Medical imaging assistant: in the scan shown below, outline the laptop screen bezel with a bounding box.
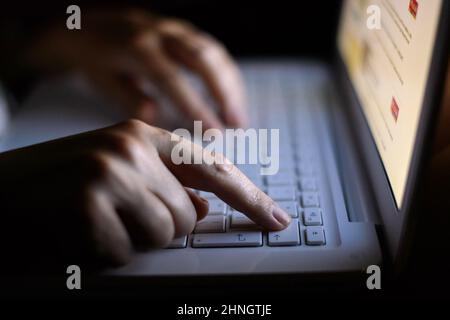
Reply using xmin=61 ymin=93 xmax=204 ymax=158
xmin=334 ymin=1 xmax=449 ymax=264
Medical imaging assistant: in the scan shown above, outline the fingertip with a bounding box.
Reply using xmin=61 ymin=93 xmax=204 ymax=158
xmin=271 ymin=205 xmax=292 ymax=230
xmin=185 ymin=188 xmax=209 ymax=220
xmin=196 ymin=196 xmax=210 ymax=220
xmin=242 ymin=205 xmax=291 ymax=231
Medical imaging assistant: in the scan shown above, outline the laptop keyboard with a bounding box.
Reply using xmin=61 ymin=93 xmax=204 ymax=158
xmin=169 ymin=168 xmax=325 ymax=249
xmin=167 ymin=65 xmax=327 ymax=249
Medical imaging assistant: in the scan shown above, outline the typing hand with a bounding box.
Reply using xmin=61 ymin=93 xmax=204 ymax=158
xmin=0 ymin=120 xmax=289 ymax=267
xmin=30 ymin=9 xmax=247 ymax=129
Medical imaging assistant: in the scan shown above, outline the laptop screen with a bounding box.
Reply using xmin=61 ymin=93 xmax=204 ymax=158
xmin=338 ymin=0 xmax=442 ymax=208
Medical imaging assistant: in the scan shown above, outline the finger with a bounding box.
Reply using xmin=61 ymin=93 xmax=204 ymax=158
xmin=93 ymin=125 xmax=198 ymax=239
xmin=147 ymin=128 xmax=291 ymax=231
xmin=86 ymin=189 xmax=133 ymax=266
xmin=95 ymin=153 xmax=176 ymax=249
xmin=141 ymin=152 xmax=199 ymax=237
xmin=163 ymin=31 xmax=248 ymax=127
xmin=117 ymin=188 xmax=176 ymax=250
xmin=86 ymin=68 xmax=158 ymax=123
xmin=132 ymin=40 xmax=224 ymax=129
xmin=185 ymin=187 xmax=209 ymax=221
xmin=117 ymin=74 xmax=160 ymax=123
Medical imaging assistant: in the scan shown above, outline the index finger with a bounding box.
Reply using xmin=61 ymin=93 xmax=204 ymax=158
xmin=148 ymin=127 xmax=291 ymax=231
xmin=163 ymin=31 xmax=248 ymax=127
xmin=132 ymin=39 xmax=224 ymax=130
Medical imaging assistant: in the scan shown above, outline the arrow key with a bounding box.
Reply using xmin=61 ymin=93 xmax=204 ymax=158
xmin=305 ymin=226 xmax=326 ymax=245
xmin=268 ymin=219 xmax=300 ymax=246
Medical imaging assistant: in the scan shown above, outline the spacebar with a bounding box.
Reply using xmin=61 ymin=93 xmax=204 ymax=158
xmin=192 ymin=232 xmax=263 ymax=248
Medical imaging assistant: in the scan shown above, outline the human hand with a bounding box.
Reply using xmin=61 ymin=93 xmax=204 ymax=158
xmin=0 ymin=119 xmax=289 ymax=267
xmin=29 ymin=9 xmax=247 ymax=129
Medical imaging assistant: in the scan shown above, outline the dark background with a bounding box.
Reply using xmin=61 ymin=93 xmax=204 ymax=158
xmin=0 ymin=0 xmax=342 ymax=101
xmin=149 ymin=0 xmax=342 ymax=57
xmin=1 ymin=0 xmax=342 ymax=58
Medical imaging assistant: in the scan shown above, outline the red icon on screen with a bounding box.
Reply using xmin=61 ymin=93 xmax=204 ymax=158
xmin=391 ymin=97 xmax=399 ymax=122
xmin=409 ymin=0 xmax=418 ymax=19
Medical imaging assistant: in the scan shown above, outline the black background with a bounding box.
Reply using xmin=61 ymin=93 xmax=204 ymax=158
xmin=1 ymin=0 xmax=342 ymax=58
xmin=149 ymin=0 xmax=342 ymax=57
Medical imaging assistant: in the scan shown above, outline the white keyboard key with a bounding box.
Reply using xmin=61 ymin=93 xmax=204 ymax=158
xmin=267 ymin=186 xmax=296 ymax=201
xmin=168 ymin=236 xmax=187 ymax=248
xmin=268 ymin=220 xmax=300 ymax=246
xmin=299 ymin=177 xmax=317 ymax=191
xmin=199 ymin=191 xmax=216 ymax=199
xmin=301 ymin=192 xmax=320 ymax=207
xmin=305 ymin=227 xmax=326 ymax=245
xmin=208 ymin=199 xmax=227 ymax=215
xmin=303 ymin=208 xmax=322 ymax=226
xmin=192 ymin=232 xmax=263 ymax=247
xmin=194 ymin=215 xmax=226 ymax=233
xmin=231 ymin=212 xmax=259 ymax=230
xmin=267 ymin=172 xmax=296 ymax=185
xmin=277 ymin=201 xmax=298 ymax=217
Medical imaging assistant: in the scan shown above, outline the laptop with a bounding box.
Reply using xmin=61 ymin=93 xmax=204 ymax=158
xmin=0 ymin=0 xmax=448 ymax=277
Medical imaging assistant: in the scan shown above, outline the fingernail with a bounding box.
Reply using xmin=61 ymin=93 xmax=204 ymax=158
xmin=272 ymin=206 xmax=291 ymax=227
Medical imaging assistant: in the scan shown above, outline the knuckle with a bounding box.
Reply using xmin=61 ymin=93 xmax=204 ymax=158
xmin=148 ymin=124 xmax=167 ymax=135
xmin=209 ymin=155 xmax=236 ymax=180
xmin=106 ymin=131 xmax=143 ymax=163
xmin=157 ymin=18 xmax=194 ymax=34
xmin=83 ymin=151 xmax=116 ymax=180
xmin=120 ymin=118 xmax=149 ymax=135
xmin=194 ymin=38 xmax=225 ymax=61
xmin=148 ymin=125 xmax=171 ymax=143
xmin=252 ymin=188 xmax=274 ymax=213
xmin=196 ymin=43 xmax=218 ymax=60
